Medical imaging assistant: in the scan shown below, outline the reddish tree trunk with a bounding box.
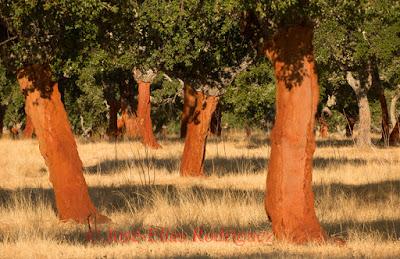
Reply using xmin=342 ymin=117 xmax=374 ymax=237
xmin=23 ymin=114 xmax=35 ymax=138
xmin=137 ymin=81 xmax=161 ymax=148
xmin=181 ymin=85 xmax=197 ymax=139
xmin=180 ymin=92 xmax=218 ymax=177
xmin=377 ymin=84 xmax=390 ymax=145
xmin=17 ymin=64 xmax=109 ymax=224
xmin=264 ymin=26 xmax=326 ymax=244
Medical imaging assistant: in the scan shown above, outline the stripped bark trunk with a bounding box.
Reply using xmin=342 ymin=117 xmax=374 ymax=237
xmin=264 ymin=26 xmax=326 ymax=244
xmin=137 ymin=81 xmax=161 ymax=148
xmin=17 ymin=64 xmax=109 ymax=223
xmin=23 ymin=114 xmax=35 ymax=138
xmin=180 ymin=92 xmax=218 ymax=177
xmin=346 ymin=71 xmax=372 ymax=147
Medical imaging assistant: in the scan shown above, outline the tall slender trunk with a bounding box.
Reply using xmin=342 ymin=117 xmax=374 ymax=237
xmin=180 ymin=92 xmax=218 ymax=177
xmin=390 ymin=86 xmax=400 ymax=130
xmin=210 ymin=102 xmax=222 ymax=137
xmin=17 ymin=64 xmax=109 ymax=223
xmin=389 ymin=120 xmax=400 ymax=145
xmin=372 ymin=65 xmax=390 ymax=145
xmin=23 ymin=114 xmax=35 ymax=138
xmin=264 ymin=26 xmax=326 ymax=244
xmin=137 ymin=81 xmax=161 ymax=149
xmin=356 ymin=93 xmax=372 ymax=146
xmin=106 ymin=98 xmax=120 ymax=139
xmin=0 ymin=105 xmax=5 ymax=137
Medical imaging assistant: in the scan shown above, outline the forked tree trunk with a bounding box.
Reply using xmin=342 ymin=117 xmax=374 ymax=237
xmin=346 ymin=71 xmax=373 ymax=147
xmin=17 ymin=64 xmax=109 ymax=224
xmin=23 ymin=114 xmax=35 ymax=138
xmin=264 ymin=26 xmax=326 ymax=244
xmin=181 ymin=84 xmax=197 ymax=139
xmin=180 ymin=92 xmax=218 ymax=177
xmin=137 ymin=81 xmax=161 ymax=148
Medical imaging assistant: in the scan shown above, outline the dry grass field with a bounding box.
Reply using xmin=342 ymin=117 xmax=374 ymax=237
xmin=0 ymin=131 xmax=399 ymax=258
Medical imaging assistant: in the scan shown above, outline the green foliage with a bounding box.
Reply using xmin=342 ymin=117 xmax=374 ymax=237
xmin=223 ymin=58 xmax=275 ymax=129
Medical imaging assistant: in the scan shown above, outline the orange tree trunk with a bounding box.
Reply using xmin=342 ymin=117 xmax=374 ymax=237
xmin=180 ymin=92 xmax=218 ymax=177
xmin=137 ymin=81 xmax=161 ymax=148
xmin=17 ymin=64 xmax=109 ymax=224
xmin=264 ymin=26 xmax=326 ymax=244
xmin=23 ymin=114 xmax=35 ymax=138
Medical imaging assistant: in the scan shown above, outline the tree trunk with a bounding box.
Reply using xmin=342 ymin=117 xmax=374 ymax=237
xmin=389 ymin=120 xmax=400 ymax=145
xmin=373 ymin=68 xmax=390 ymax=145
xmin=181 ymin=84 xmax=197 ymax=139
xmin=345 ymin=114 xmax=356 ymax=137
xmin=0 ymin=105 xmax=5 ymax=137
xmin=136 ymin=81 xmax=161 ymax=148
xmin=210 ymin=102 xmax=222 ymax=137
xmin=264 ymin=26 xmax=326 ymax=244
xmin=319 ymin=116 xmax=329 ymax=138
xmin=23 ymin=114 xmax=35 ymax=138
xmin=390 ymin=86 xmax=400 ymax=130
xmin=180 ymin=92 xmax=218 ymax=177
xmin=106 ymin=98 xmax=120 ymax=139
xmin=17 ymin=64 xmax=109 ymax=224
xmin=356 ymin=93 xmax=372 ymax=146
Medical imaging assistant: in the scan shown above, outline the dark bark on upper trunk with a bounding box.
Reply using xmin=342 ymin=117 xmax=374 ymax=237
xmin=372 ymin=65 xmax=390 ymax=145
xmin=181 ymin=84 xmax=197 ymax=139
xmin=180 ymin=92 xmax=218 ymax=177
xmin=106 ymin=97 xmax=120 ymax=139
xmin=264 ymin=26 xmax=326 ymax=244
xmin=17 ymin=64 xmax=110 ymax=224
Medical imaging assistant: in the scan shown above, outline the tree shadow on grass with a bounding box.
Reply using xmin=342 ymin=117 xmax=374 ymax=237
xmin=84 ymin=156 xmax=370 ymax=176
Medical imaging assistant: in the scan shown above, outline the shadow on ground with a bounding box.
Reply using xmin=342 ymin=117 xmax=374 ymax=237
xmin=84 ymin=156 xmax=374 ymax=176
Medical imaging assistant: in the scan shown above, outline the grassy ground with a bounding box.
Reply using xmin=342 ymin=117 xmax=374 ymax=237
xmin=0 ymin=131 xmax=399 ymax=258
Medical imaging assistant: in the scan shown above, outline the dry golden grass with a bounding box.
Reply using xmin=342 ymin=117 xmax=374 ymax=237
xmin=0 ymin=131 xmax=399 ymax=258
